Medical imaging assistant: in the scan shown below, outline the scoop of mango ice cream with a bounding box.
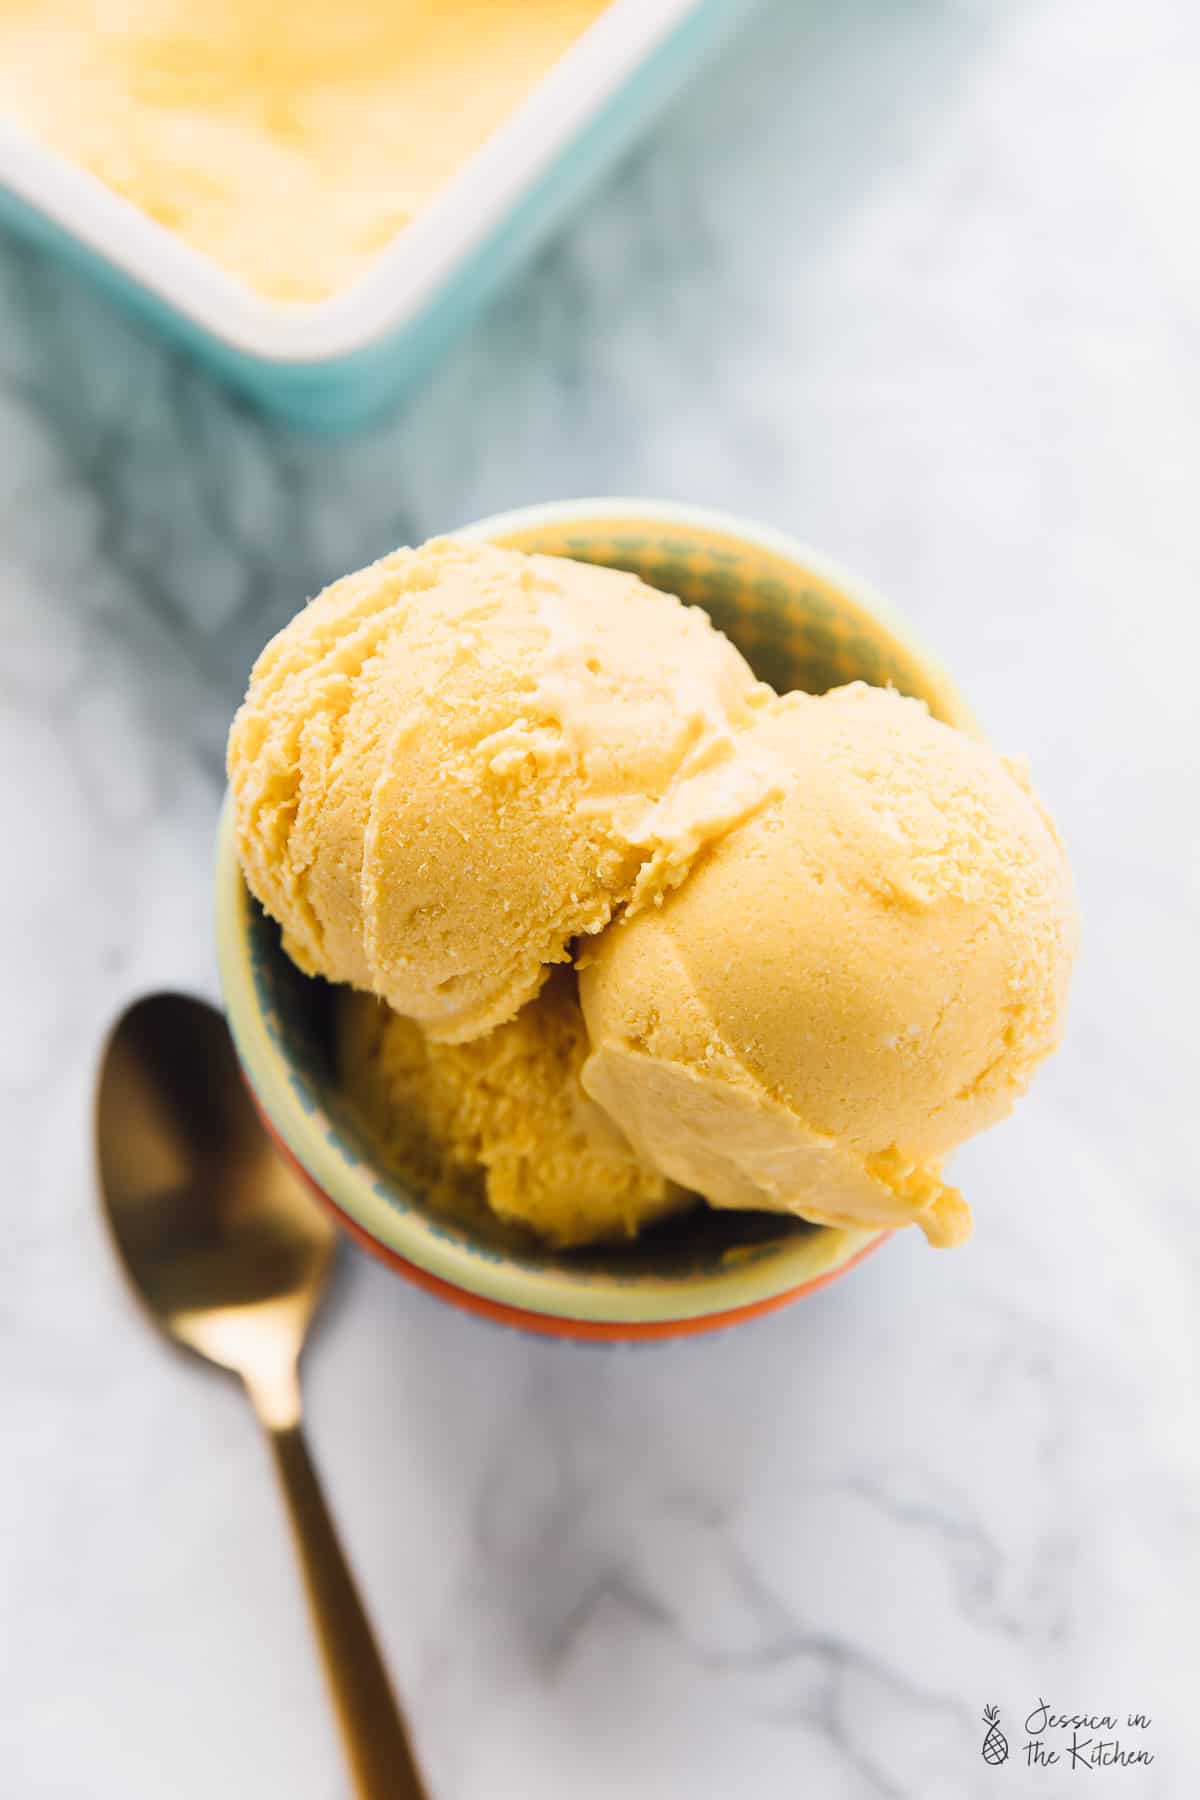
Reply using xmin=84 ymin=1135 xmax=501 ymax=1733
xmin=337 ymin=972 xmax=688 ymax=1248
xmin=578 ymin=684 xmax=1078 ymax=1246
xmin=228 ymin=538 xmax=773 ymax=1043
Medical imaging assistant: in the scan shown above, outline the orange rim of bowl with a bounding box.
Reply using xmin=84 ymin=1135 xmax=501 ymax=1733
xmin=256 ymin=1097 xmax=890 ymax=1342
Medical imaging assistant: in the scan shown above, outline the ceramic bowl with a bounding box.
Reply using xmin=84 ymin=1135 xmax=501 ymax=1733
xmin=214 ymin=499 xmax=974 ymax=1339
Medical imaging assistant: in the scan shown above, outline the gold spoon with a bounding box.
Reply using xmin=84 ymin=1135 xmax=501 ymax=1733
xmin=96 ymin=991 xmax=428 ymax=1800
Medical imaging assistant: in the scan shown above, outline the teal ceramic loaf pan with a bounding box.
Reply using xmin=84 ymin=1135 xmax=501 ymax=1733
xmin=0 ymin=0 xmax=751 ymax=430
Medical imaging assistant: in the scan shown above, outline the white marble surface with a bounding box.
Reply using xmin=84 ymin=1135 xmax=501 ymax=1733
xmin=2 ymin=0 xmax=1198 ymax=1793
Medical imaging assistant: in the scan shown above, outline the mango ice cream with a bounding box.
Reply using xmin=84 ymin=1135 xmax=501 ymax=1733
xmin=227 ymin=538 xmax=1077 ymax=1249
xmin=338 ymin=970 xmax=686 ymax=1248
xmin=578 ymin=683 xmax=1078 ymax=1247
xmin=228 ymin=537 xmax=774 ymax=1044
xmin=0 ymin=0 xmax=610 ymax=301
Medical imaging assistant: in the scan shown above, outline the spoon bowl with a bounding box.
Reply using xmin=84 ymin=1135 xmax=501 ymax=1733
xmin=97 ymin=992 xmax=334 ymax=1398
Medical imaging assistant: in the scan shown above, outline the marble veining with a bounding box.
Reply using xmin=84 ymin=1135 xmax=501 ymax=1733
xmin=2 ymin=0 xmax=1197 ymax=1794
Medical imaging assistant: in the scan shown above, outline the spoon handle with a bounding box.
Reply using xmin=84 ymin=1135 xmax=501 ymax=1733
xmin=264 ymin=1419 xmax=429 ymax=1799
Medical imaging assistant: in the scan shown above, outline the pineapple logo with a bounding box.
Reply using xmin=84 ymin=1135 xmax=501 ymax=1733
xmin=981 ymin=1704 xmax=1009 ymax=1766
